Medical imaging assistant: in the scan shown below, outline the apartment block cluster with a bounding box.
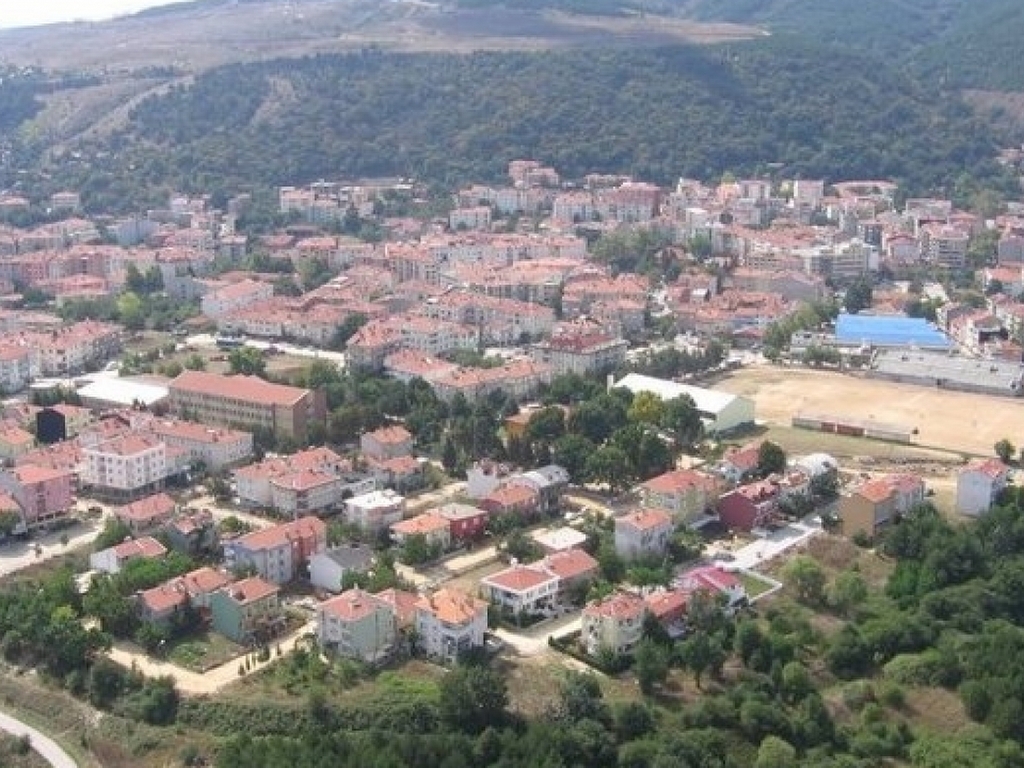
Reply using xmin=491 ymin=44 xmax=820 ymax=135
xmin=0 ymin=319 xmax=120 ymax=393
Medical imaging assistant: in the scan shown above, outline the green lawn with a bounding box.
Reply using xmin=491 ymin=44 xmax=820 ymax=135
xmin=167 ymin=629 xmax=244 ymax=672
xmin=738 ymin=570 xmax=776 ymax=599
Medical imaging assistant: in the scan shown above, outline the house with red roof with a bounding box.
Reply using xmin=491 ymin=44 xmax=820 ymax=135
xmin=479 ymin=482 xmax=540 ymax=518
xmin=614 ymin=508 xmax=673 ymax=560
xmin=479 ymin=548 xmax=599 ymax=617
xmin=640 ymin=469 xmax=719 ymax=526
xmin=415 ymin=588 xmax=489 ymax=663
xmin=839 ymin=473 xmax=926 ymax=538
xmin=210 ymin=576 xmax=283 ymax=644
xmin=390 ymin=512 xmax=451 ymax=551
xmin=316 ymin=589 xmax=397 ymax=663
xmin=223 ymin=516 xmax=327 ymax=584
xmin=114 ymin=492 xmax=177 ymax=535
xmin=434 ymin=502 xmax=489 ymax=544
xmin=717 ymin=479 xmax=781 ymax=532
xmin=581 ymin=591 xmax=647 ymax=656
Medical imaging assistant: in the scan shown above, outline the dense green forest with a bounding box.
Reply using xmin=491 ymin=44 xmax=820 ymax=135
xmin=45 ymin=39 xmax=1014 ymax=213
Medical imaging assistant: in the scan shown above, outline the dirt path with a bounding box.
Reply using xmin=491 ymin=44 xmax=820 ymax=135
xmin=108 ymin=620 xmax=315 ymax=695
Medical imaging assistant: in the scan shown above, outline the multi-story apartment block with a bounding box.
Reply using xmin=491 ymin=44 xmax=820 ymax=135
xmin=530 ymin=324 xmax=627 ymax=376
xmin=168 ymin=371 xmax=326 ymax=442
xmin=640 ymin=469 xmax=719 ymax=526
xmin=148 ymin=419 xmax=253 ymax=471
xmin=81 ymin=434 xmax=169 ymax=500
xmin=200 ymin=279 xmax=274 ymax=318
xmin=0 ymin=464 xmax=74 ymax=531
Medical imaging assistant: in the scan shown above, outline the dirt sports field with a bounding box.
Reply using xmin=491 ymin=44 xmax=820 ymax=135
xmin=715 ymin=366 xmax=1024 ymax=457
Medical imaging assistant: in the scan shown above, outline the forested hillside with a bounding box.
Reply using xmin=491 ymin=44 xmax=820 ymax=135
xmin=51 ymin=39 xmax=1011 ymax=213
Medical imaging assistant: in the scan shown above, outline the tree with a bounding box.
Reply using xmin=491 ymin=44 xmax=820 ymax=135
xmin=0 ymin=509 xmax=21 ymax=536
xmin=183 ymin=353 xmax=206 ymax=371
xmin=627 ymin=391 xmax=665 ymax=426
xmin=439 ymin=665 xmax=509 ymax=734
xmin=757 ymin=441 xmax=787 ymax=477
xmin=94 ymin=518 xmax=132 ymax=550
xmin=116 ymin=291 xmax=145 ymax=330
xmin=556 ymin=671 xmax=609 ymax=725
xmin=678 ymin=632 xmax=715 ymax=689
xmin=995 ymin=438 xmax=1015 ymax=464
xmin=661 ymin=395 xmax=703 ymax=450
xmin=843 ymin=278 xmax=873 ymax=313
xmin=228 ymin=346 xmax=266 ymax=377
xmin=526 ymin=406 xmax=566 ymax=445
xmin=552 ymin=433 xmax=595 ymax=482
xmin=783 ymin=555 xmax=826 ymax=604
xmin=829 ymin=570 xmax=868 ymax=616
xmin=634 ymin=638 xmax=670 ymax=694
xmin=331 ymin=313 xmax=368 ymax=350
xmin=636 ymin=432 xmax=673 ymax=480
xmin=755 ymin=736 xmax=797 ymax=768
xmin=441 ymin=436 xmax=459 ymax=474
xmin=585 ymin=445 xmax=632 ymax=494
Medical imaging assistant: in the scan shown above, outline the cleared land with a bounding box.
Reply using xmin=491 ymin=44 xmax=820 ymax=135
xmin=715 ymin=366 xmax=1024 ymax=458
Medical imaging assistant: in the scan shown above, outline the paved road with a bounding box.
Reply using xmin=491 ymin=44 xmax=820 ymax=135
xmin=714 ymin=514 xmax=823 ymax=571
xmin=0 ymin=518 xmax=104 ymax=578
xmin=0 ymin=709 xmax=77 ymax=768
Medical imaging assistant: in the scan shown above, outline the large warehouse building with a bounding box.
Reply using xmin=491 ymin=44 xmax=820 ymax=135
xmin=613 ymin=373 xmax=755 ymax=434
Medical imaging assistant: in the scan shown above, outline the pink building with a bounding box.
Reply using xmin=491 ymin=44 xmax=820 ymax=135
xmin=0 ymin=464 xmax=74 ymax=531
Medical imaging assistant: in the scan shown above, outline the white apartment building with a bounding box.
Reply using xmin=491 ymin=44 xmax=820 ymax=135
xmin=81 ymin=434 xmax=168 ymax=499
xmin=344 ymin=489 xmax=406 ymax=531
xmin=415 ymin=588 xmax=488 ymax=663
xmin=149 ymin=420 xmax=253 ymax=471
xmin=200 ymin=279 xmax=274 ymax=319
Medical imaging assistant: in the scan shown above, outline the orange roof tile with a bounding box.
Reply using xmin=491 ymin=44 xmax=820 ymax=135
xmin=416 ymin=587 xmax=487 ymax=625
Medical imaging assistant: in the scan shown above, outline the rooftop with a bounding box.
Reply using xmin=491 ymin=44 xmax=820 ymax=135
xmin=319 ymin=589 xmax=389 ymax=622
xmin=223 ymin=576 xmax=280 ymax=605
xmin=615 ymin=373 xmax=751 ymax=417
xmin=416 ymin=587 xmax=486 ymax=625
xmin=170 ymin=370 xmax=310 ymax=407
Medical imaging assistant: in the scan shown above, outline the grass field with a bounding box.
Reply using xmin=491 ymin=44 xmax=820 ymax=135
xmin=167 ymin=630 xmax=244 ymax=673
xmin=737 ymin=570 xmax=776 ymax=599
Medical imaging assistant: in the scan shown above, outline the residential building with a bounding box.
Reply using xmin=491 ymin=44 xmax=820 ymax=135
xmin=81 ymin=434 xmax=170 ymax=501
xmin=210 ymin=576 xmax=282 ymax=644
xmin=174 ymin=566 xmax=233 ymax=611
xmin=0 ymin=464 xmax=74 ymax=531
xmin=360 ymin=426 xmax=414 ymax=462
xmin=374 ymin=588 xmax=420 ymax=630
xmin=200 ymin=279 xmax=273 ymax=319
xmin=344 ymin=489 xmax=406 ymax=531
xmin=614 ymin=508 xmax=673 ymax=560
xmin=136 ymin=581 xmax=190 ymax=627
xmin=390 ymin=512 xmax=452 ymax=551
xmin=676 ymin=565 xmax=747 ymax=609
xmin=114 ymin=492 xmax=177 ymax=535
xmin=581 ymin=591 xmax=647 ymax=656
xmin=0 ymin=346 xmax=31 ymax=394
xmin=640 ymin=469 xmax=719 ymax=526
xmin=718 ymin=441 xmax=763 ymax=484
xmin=717 ymin=480 xmax=781 ymax=532
xmin=479 ymin=483 xmax=540 ymax=518
xmin=168 ymin=370 xmax=326 ymax=442
xmin=149 ymin=419 xmax=253 ymax=471
xmin=434 ymin=502 xmax=489 ymax=543
xmin=956 ymin=458 xmax=1010 ymax=517
xmin=223 ymin=516 xmax=328 ymax=584
xmin=530 ymin=326 xmax=628 ymax=376
xmin=233 ymin=446 xmax=372 ymax=511
xmin=507 ymin=464 xmax=570 ymax=514
xmin=165 ymin=509 xmax=218 ymax=555
xmin=479 ymin=564 xmax=560 ymax=616
xmin=89 ymin=536 xmax=167 ymax=574
xmin=415 ymin=588 xmax=489 ymax=663
xmin=839 ymin=474 xmax=926 ymax=538
xmin=309 ymin=545 xmax=375 ymax=593
xmin=316 ymin=589 xmax=397 ymax=663
xmin=0 ymin=425 xmax=35 ymax=463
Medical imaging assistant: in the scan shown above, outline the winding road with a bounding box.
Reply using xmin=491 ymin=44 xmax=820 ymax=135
xmin=0 ymin=710 xmax=77 ymax=768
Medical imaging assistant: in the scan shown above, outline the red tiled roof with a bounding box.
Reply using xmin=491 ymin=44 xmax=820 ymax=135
xmin=139 ymin=582 xmax=189 ymax=614
xmin=113 ymin=536 xmax=167 ymax=560
xmin=618 ymin=508 xmax=673 ymax=532
xmin=643 ymin=469 xmax=717 ymax=496
xmin=170 ymin=370 xmax=310 ymax=407
xmin=319 ymin=589 xmax=388 ymax=622
xmin=482 ymin=564 xmax=557 ymax=593
xmin=391 ymin=512 xmax=449 ymax=536
xmin=374 ymin=588 xmax=419 ymax=627
xmin=540 ymin=549 xmax=599 ymax=581
xmin=235 ymin=516 xmax=326 ymax=552
xmin=223 ymin=576 xmax=279 ymax=604
xmin=415 ymin=588 xmax=486 ymax=625
xmin=116 ymin=493 xmax=176 ymax=524
xmin=584 ymin=590 xmax=646 ymax=620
